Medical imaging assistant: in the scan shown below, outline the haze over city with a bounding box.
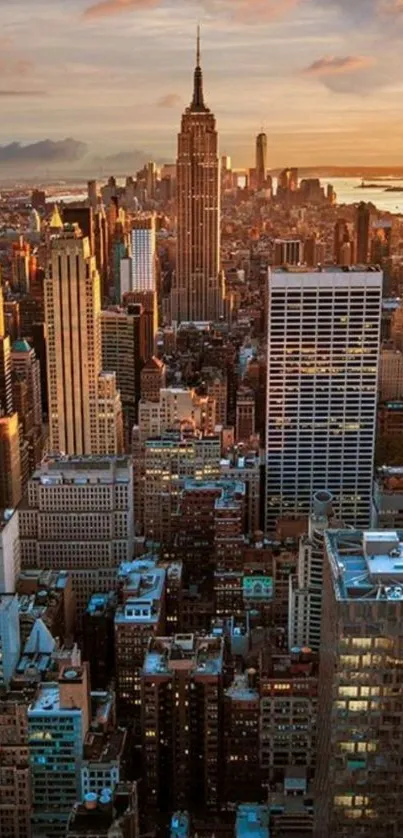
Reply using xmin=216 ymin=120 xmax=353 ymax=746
xmin=2 ymin=0 xmax=403 ymax=169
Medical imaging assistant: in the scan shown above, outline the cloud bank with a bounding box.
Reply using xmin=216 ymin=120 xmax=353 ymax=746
xmin=84 ymin=0 xmax=159 ymax=18
xmin=0 ymin=138 xmax=87 ymax=164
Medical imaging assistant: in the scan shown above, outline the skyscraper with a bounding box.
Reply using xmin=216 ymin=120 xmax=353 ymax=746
xmin=0 ymin=413 xmax=22 ymax=509
xmin=171 ymin=30 xmax=224 ymax=323
xmin=28 ymin=663 xmax=90 ymax=836
xmin=315 ymin=529 xmax=403 ymax=836
xmin=356 ymin=201 xmax=370 ymax=264
xmin=255 ymin=131 xmax=267 ymax=189
xmin=0 ymin=594 xmax=20 ymax=687
xmin=19 ymin=454 xmax=133 ymax=620
xmin=45 ymin=227 xmax=122 ymax=455
xmin=265 ymin=268 xmax=382 ymax=530
xmin=0 ymin=284 xmax=12 ymax=416
xmin=131 ymin=213 xmax=156 ymax=292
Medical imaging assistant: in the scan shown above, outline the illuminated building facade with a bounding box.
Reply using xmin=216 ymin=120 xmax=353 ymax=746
xmin=316 ymin=529 xmax=403 ymax=836
xmin=45 ymin=230 xmax=122 ymax=455
xmin=0 ymin=692 xmax=32 ymax=838
xmin=171 ymin=31 xmax=223 ymax=323
xmin=141 ymin=634 xmax=223 ymax=811
xmin=265 ymin=268 xmax=382 ymax=530
xmin=28 ymin=664 xmax=90 ymax=837
xmin=19 ymin=455 xmax=133 ymax=619
xmin=131 ymin=214 xmax=156 ymax=292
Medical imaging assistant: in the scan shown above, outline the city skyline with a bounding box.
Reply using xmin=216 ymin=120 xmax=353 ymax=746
xmin=2 ymin=1 xmax=403 ymax=168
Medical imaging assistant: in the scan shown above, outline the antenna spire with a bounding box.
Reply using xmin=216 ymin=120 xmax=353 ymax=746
xmin=190 ymin=24 xmax=207 ymax=112
xmin=197 ymin=24 xmax=201 ymax=66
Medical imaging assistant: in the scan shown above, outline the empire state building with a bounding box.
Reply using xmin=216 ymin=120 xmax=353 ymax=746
xmin=171 ymin=31 xmax=224 ymax=324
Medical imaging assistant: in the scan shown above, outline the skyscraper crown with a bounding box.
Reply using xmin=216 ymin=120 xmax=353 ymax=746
xmin=190 ymin=26 xmax=208 ymax=113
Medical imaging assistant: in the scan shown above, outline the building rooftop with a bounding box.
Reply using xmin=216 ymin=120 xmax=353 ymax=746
xmin=183 ymin=478 xmax=245 ymax=501
xmin=272 ymin=265 xmax=382 ymax=275
xmin=225 ymin=673 xmax=259 ymax=702
xmin=86 ymin=592 xmax=116 ymax=616
xmin=18 ymin=568 xmax=70 ymax=591
xmin=30 ymin=454 xmax=131 ymax=487
xmin=83 ymin=728 xmax=126 ymax=763
xmin=115 ymin=567 xmax=165 ymax=625
xmin=375 ymin=466 xmax=403 ymax=493
xmin=326 ymin=529 xmax=403 ymax=602
xmin=29 ymin=683 xmax=61 ymax=714
xmin=235 ymin=804 xmax=270 ymax=838
xmin=143 ymin=634 xmax=223 ymax=677
xmin=12 ymin=338 xmax=32 ymax=353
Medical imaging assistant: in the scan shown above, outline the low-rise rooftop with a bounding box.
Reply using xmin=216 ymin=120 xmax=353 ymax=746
xmin=235 ymin=804 xmax=270 ymax=838
xmin=30 ymin=454 xmax=131 ymax=487
xmin=143 ymin=634 xmax=223 ymax=677
xmin=83 ymin=729 xmax=126 ymax=763
xmin=115 ymin=566 xmax=165 ymax=625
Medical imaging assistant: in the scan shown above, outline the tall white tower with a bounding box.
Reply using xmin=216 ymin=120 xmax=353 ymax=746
xmin=265 ymin=267 xmax=382 ymax=530
xmin=45 ymin=229 xmax=123 ymax=455
xmin=131 ymin=213 xmax=156 ymax=292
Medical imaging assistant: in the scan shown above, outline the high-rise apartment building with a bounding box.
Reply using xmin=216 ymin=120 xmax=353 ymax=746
xmin=176 ymin=478 xmax=245 ymax=582
xmin=379 ymin=346 xmax=403 ymax=401
xmin=131 ymin=214 xmax=156 ymax=292
xmin=256 ymin=132 xmax=267 ymax=189
xmin=101 ymin=307 xmax=147 ymax=445
xmin=372 ymin=466 xmax=403 ymax=529
xmin=260 ymin=648 xmax=318 ymax=787
xmin=220 ymin=451 xmax=261 ymax=537
xmin=139 ymin=387 xmax=216 ymax=443
xmin=171 ymin=32 xmax=224 ymax=323
xmin=356 ymin=201 xmax=370 ymax=264
xmin=143 ymin=432 xmax=221 ymax=543
xmin=123 ymin=292 xmax=157 ymax=360
xmin=140 ymin=356 xmax=166 ymax=403
xmin=0 ymin=691 xmax=32 ymax=838
xmin=45 ymin=229 xmax=122 ymax=455
xmin=28 ymin=663 xmax=90 ymax=837
xmin=0 ymin=508 xmax=20 ymax=593
xmin=235 ymin=386 xmax=256 ymax=444
xmin=142 ymin=634 xmax=224 ymax=811
xmin=316 ymin=529 xmax=403 ymax=837
xmin=265 ymin=268 xmax=382 ymax=530
xmin=289 ymin=490 xmax=336 ymax=652
xmin=11 ymin=338 xmax=44 ymax=476
xmin=115 ymin=560 xmax=166 ymax=720
xmin=0 ymin=413 xmax=22 ymax=509
xmin=0 ymin=594 xmax=20 ymax=687
xmin=0 ymin=283 xmax=13 ymax=416
xmin=19 ymin=455 xmax=133 ymax=619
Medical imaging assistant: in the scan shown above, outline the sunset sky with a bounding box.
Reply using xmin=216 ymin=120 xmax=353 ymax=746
xmin=1 ymin=0 xmax=403 ymax=167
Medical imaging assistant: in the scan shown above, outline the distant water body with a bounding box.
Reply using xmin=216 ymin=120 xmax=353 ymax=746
xmin=324 ymin=177 xmax=403 ymax=215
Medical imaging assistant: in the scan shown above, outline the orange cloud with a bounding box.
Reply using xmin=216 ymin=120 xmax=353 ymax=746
xmin=157 ymin=93 xmax=182 ymax=108
xmin=83 ymin=0 xmax=159 ymax=19
xmin=83 ymin=0 xmax=302 ymax=22
xmin=302 ymin=55 xmax=376 ymax=76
